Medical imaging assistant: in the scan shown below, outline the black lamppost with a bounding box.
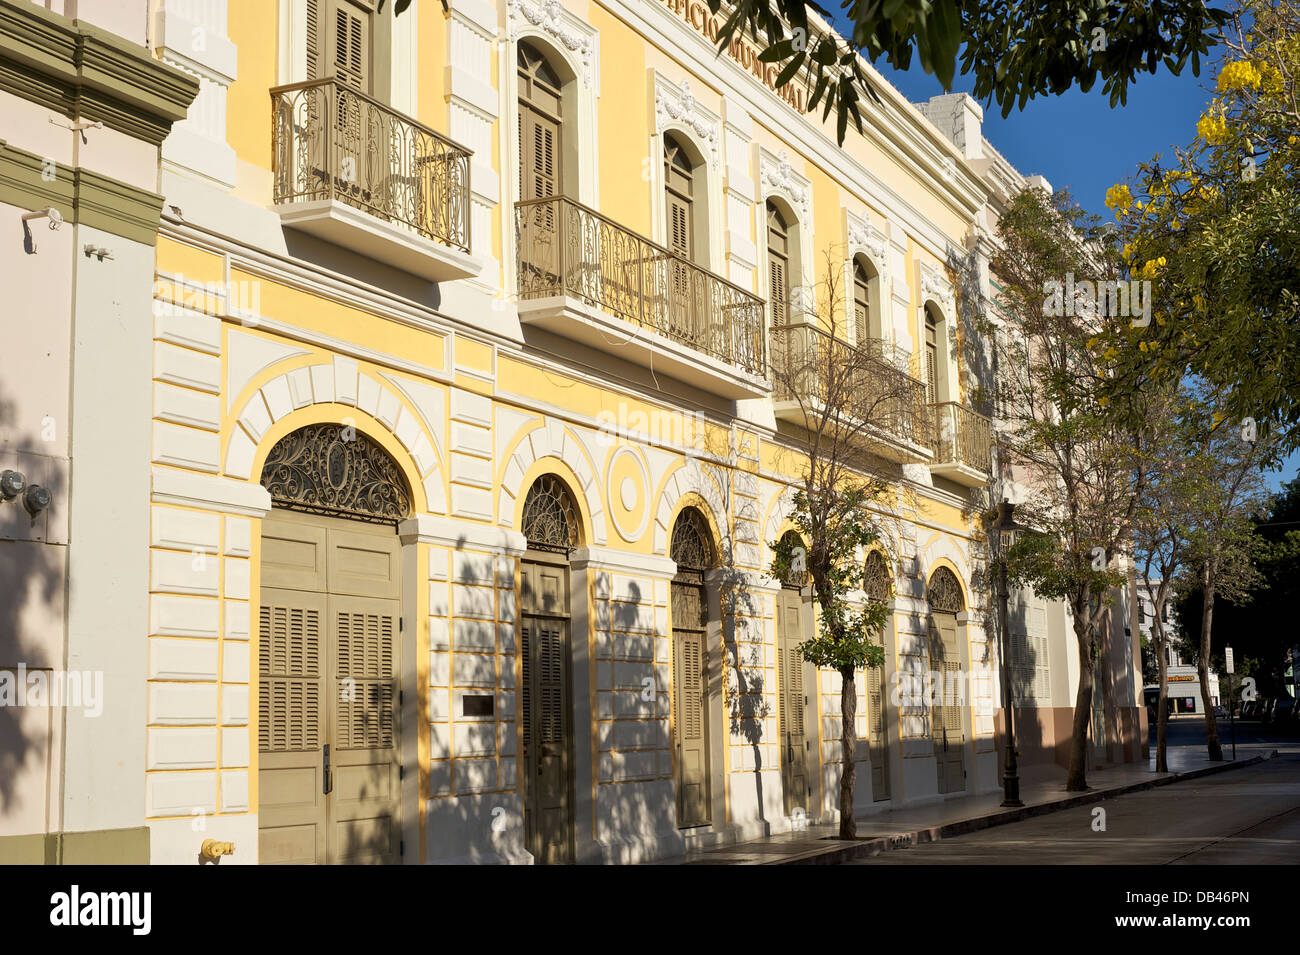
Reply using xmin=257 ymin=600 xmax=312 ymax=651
xmin=991 ymin=499 xmax=1028 ymax=807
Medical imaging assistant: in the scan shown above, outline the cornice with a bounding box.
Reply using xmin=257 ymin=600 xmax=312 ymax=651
xmin=0 ymin=140 xmax=165 ymax=245
xmin=0 ymin=0 xmax=198 ymax=146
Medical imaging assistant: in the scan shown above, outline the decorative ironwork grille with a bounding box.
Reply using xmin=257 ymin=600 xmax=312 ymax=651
xmin=521 ymin=475 xmax=579 ymax=553
xmin=927 ymin=566 xmax=965 ymax=613
xmin=260 ymin=424 xmax=411 ymax=523
xmin=863 ymin=549 xmax=892 ymax=603
xmin=670 ymin=507 xmax=714 ymax=573
xmin=271 ymin=77 xmax=472 ymax=252
xmin=929 ymin=401 xmax=993 ymax=475
xmin=515 ymin=195 xmax=767 ymax=378
xmin=777 ymin=530 xmax=809 ymax=589
xmin=770 ymin=322 xmax=929 ymax=448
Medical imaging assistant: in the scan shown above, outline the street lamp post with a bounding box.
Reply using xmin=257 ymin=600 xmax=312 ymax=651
xmin=992 ymin=500 xmax=1024 ymax=808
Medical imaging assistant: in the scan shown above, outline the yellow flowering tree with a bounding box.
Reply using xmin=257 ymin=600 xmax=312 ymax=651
xmin=1107 ymin=0 xmax=1300 ymax=460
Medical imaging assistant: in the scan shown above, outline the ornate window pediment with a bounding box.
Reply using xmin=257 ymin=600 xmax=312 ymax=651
xmin=260 ymin=424 xmax=412 ymax=523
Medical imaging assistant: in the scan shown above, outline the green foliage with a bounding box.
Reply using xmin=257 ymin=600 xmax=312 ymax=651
xmin=1175 ymin=474 xmax=1300 ymax=693
xmin=769 ymin=485 xmax=888 ymax=671
xmin=700 ymin=0 xmax=1226 ymax=143
xmin=1108 ymin=0 xmax=1300 ymax=458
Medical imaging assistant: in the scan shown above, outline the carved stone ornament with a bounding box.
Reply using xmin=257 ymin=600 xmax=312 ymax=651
xmin=508 ymin=0 xmax=594 ymax=86
xmin=260 ymin=424 xmax=412 ymax=523
xmin=760 ymin=149 xmax=809 ymax=218
xmin=655 ymin=79 xmax=719 ymax=169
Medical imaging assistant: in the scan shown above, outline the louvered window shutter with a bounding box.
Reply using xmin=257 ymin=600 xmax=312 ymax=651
xmin=668 ymin=195 xmax=691 ymax=258
xmin=306 ymin=0 xmax=320 ymax=80
xmin=331 ymin=1 xmax=370 ymax=91
xmin=770 ymin=257 xmax=787 ymax=325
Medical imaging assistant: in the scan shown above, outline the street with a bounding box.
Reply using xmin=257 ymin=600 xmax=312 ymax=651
xmin=847 ymin=719 xmax=1300 ymax=865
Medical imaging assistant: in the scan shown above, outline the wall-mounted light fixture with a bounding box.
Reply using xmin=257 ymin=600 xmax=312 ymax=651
xmin=49 ymin=116 xmax=103 ymax=144
xmin=0 ymin=470 xmax=25 ymax=501
xmin=21 ymin=208 xmax=63 ymax=253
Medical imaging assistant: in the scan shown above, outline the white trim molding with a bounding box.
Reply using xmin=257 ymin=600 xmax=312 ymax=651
xmin=507 ymin=0 xmax=599 ymax=90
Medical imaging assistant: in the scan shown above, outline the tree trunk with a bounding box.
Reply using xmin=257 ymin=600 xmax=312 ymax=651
xmin=839 ymin=663 xmax=857 ymax=839
xmin=1154 ymin=616 xmax=1169 ymax=774
xmin=1199 ymin=563 xmax=1223 ymax=761
xmin=1067 ymin=605 xmax=1094 ymax=791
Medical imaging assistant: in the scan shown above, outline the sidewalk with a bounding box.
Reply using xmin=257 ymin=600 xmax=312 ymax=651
xmin=652 ymin=748 xmax=1278 ymax=865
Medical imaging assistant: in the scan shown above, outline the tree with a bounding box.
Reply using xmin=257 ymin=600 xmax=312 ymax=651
xmin=1176 ymin=476 xmax=1300 ymax=698
xmin=705 ymin=0 xmax=1227 ymax=141
xmin=768 ymin=249 xmax=916 ymax=837
xmin=1110 ymin=0 xmax=1300 ymax=457
xmin=1179 ymin=402 xmax=1268 ymax=759
xmin=1132 ymin=388 xmax=1199 ymax=773
xmin=987 ymin=186 xmax=1156 ymax=791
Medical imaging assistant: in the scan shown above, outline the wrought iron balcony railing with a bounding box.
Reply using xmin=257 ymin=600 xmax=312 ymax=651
xmin=929 ymin=401 xmax=993 ymax=475
xmin=271 ymin=78 xmax=472 ymax=252
xmin=770 ymin=323 xmax=929 ymax=448
xmin=515 ymin=195 xmax=767 ymax=378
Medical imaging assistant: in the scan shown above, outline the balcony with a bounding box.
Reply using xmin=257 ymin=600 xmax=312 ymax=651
xmin=514 ymin=196 xmax=769 ymax=399
xmin=770 ymin=323 xmax=931 ymax=461
xmin=271 ymin=78 xmax=478 ymax=282
xmin=928 ymin=402 xmax=993 ymax=486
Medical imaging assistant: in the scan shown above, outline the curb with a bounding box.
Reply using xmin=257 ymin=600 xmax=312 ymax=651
xmin=767 ymin=750 xmax=1278 ymax=865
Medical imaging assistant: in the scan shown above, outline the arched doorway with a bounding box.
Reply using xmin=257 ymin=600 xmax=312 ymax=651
xmin=519 ymin=474 xmax=579 ymax=864
xmin=670 ymin=506 xmax=714 ymax=828
xmin=256 ymin=424 xmax=411 ymax=865
xmin=927 ymin=566 xmax=966 ymax=795
xmin=775 ymin=530 xmax=811 ymax=817
xmin=863 ymin=549 xmax=892 ymax=801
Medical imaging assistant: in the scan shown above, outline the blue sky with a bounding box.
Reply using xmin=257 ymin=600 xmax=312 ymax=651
xmin=841 ymin=37 xmax=1299 ymax=491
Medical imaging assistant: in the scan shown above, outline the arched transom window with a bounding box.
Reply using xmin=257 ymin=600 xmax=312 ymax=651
xmin=863 ymin=549 xmax=892 ymax=604
xmin=670 ymin=507 xmax=714 ymax=573
xmin=927 ymin=566 xmax=965 ymax=614
xmin=260 ymin=423 xmax=411 ymax=523
xmin=521 ymin=474 xmax=579 ymax=554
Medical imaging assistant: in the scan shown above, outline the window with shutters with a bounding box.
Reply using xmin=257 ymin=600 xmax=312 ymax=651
xmin=664 ymin=134 xmax=695 ymax=262
xmin=853 ymin=258 xmax=872 ymax=344
xmin=306 ymin=0 xmax=374 ymax=93
xmin=767 ymin=201 xmax=791 ymax=326
xmin=518 ymin=42 xmax=564 ymax=203
xmin=924 ymin=306 xmax=940 ymax=405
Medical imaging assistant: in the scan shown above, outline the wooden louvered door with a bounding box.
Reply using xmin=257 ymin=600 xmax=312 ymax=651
xmin=777 ymin=587 xmax=809 ymax=816
xmin=520 ymin=556 xmax=574 ymax=864
xmin=664 ymin=137 xmax=699 ymax=345
xmin=925 ymin=313 xmax=938 ymax=405
xmin=306 ymin=0 xmax=374 ymax=207
xmin=672 ymin=571 xmax=711 ymax=828
xmin=767 ymin=204 xmax=790 ymax=327
xmin=929 ymin=613 xmax=964 ymax=794
xmin=326 ymin=525 xmax=401 ymax=865
xmin=258 ymin=511 xmax=401 ymax=865
xmin=518 ymin=44 xmax=563 ymax=293
xmin=867 ymin=655 xmax=890 ymax=801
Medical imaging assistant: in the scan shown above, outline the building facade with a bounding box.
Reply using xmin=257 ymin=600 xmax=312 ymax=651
xmin=1 ymin=0 xmax=1142 ymax=865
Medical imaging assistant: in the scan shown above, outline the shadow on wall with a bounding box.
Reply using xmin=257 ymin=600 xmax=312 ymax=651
xmin=0 ymin=383 xmax=68 ymax=826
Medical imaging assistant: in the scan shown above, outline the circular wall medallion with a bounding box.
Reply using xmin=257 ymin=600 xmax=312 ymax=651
xmin=606 ymin=445 xmax=651 ymax=544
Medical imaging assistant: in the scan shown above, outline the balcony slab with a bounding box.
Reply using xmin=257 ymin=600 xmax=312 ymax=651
xmin=276 ymin=198 xmax=481 ymax=283
xmin=517 ymin=295 xmax=770 ymax=400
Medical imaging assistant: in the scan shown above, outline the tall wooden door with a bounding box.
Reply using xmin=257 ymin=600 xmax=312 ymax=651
xmin=521 ymin=556 xmax=574 ymax=864
xmin=258 ymin=510 xmax=402 ymax=865
xmin=777 ymin=587 xmax=810 ymax=815
xmin=664 ymin=134 xmax=700 ymax=344
xmin=672 ymin=570 xmax=711 ymax=828
xmin=867 ymin=657 xmax=891 ymax=801
xmin=929 ymin=613 xmax=965 ymax=794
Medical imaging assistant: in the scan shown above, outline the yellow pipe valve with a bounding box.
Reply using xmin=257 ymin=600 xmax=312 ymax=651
xmin=200 ymin=839 xmax=235 ymax=860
